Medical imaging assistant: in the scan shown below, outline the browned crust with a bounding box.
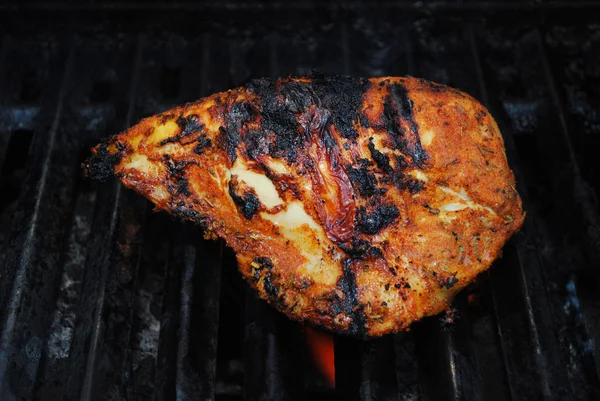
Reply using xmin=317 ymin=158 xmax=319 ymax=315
xmin=84 ymin=74 xmax=525 ymax=337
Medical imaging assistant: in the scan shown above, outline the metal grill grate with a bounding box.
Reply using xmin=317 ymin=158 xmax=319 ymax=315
xmin=1 ymin=2 xmax=599 ymax=400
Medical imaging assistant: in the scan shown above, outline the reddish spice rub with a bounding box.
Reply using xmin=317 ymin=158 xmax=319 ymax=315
xmin=84 ymin=74 xmax=525 ymax=337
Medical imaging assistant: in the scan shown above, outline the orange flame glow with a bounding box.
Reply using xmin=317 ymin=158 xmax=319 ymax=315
xmin=305 ymin=326 xmax=335 ymax=388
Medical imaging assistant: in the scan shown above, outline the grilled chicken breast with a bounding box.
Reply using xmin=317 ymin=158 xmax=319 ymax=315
xmin=84 ymin=74 xmax=524 ymax=337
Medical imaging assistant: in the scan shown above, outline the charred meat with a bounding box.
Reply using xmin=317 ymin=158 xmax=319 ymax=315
xmin=84 ymin=74 xmax=525 ymax=337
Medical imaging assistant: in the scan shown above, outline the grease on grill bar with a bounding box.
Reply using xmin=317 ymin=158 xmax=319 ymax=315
xmin=0 ymin=3 xmax=599 ymax=401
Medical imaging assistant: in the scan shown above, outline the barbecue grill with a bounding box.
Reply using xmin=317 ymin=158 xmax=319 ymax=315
xmin=1 ymin=1 xmax=599 ymax=400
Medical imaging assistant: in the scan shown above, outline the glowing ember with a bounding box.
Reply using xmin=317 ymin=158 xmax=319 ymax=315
xmin=305 ymin=326 xmax=335 ymax=388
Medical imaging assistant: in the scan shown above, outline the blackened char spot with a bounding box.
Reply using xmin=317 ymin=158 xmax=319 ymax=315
xmin=171 ymin=206 xmax=205 ymax=226
xmin=263 ymin=276 xmax=279 ymax=299
xmin=356 ymin=204 xmax=400 ymax=235
xmin=384 ymin=85 xmax=408 ymax=122
xmin=253 ymin=257 xmax=273 ymax=269
xmin=281 ymin=80 xmax=318 ymax=113
xmin=330 ymin=301 xmax=343 ymax=317
xmin=337 ymin=259 xmax=366 ymax=336
xmin=158 ymin=113 xmax=175 ymax=124
xmin=367 ymin=138 xmax=392 ymax=173
xmin=395 ymin=155 xmax=409 ymax=170
xmin=244 ymin=130 xmax=271 ymax=160
xmin=422 ymin=79 xmax=448 ymax=93
xmin=177 ymin=177 xmax=192 ymax=196
xmin=228 ymin=181 xmax=260 ymax=219
xmin=443 ymin=274 xmax=459 ymax=289
xmin=84 ymin=142 xmax=123 ymax=181
xmin=223 ymin=102 xmax=257 ymax=163
xmin=310 ymin=72 xmax=370 ymax=140
xmin=384 ymin=83 xmax=427 ymax=168
xmin=160 ymin=114 xmax=205 ymax=146
xmin=194 ymin=134 xmax=211 ymax=155
xmin=341 ymin=238 xmax=383 ymax=259
xmin=475 ymin=109 xmax=487 ymax=124
xmin=251 ymin=257 xmax=272 ymax=282
xmin=358 ymin=158 xmax=373 ymax=168
xmin=346 ymin=166 xmax=377 ymax=198
xmin=248 ymin=78 xmax=304 ymax=162
xmin=322 ymin=128 xmax=337 ymax=150
xmin=252 ymin=257 xmax=278 ymax=298
xmin=164 ymin=154 xmax=187 ymax=176
xmin=177 ymin=114 xmax=204 ymax=136
xmin=395 ymin=173 xmax=424 ymax=194
xmin=163 ymin=155 xmax=192 ymax=196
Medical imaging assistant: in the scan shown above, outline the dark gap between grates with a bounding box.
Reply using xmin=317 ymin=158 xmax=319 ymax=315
xmin=0 ymin=129 xmax=34 ymax=214
xmin=472 ymin=24 xmax=600 ymax=400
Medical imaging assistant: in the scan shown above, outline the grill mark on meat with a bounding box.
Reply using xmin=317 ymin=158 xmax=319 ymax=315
xmin=164 ymin=154 xmax=192 ymax=197
xmin=383 ymin=83 xmax=427 ymax=168
xmin=281 ymin=80 xmax=319 ymax=113
xmin=367 ymin=138 xmax=392 ymax=173
xmin=346 ymin=165 xmax=378 ymax=198
xmin=310 ymin=72 xmax=370 ymax=140
xmin=247 ymin=77 xmax=305 ymax=162
xmin=263 ymin=275 xmax=279 ymax=299
xmin=394 ymin=173 xmax=425 ymax=194
xmin=171 ymin=206 xmax=204 ymax=224
xmin=252 ymin=257 xmax=280 ymax=300
xmin=395 ymin=155 xmax=409 ymax=170
xmin=251 ymin=257 xmax=273 ymax=282
xmin=83 ymin=142 xmax=123 ymax=181
xmin=160 ymin=114 xmax=205 ymax=146
xmin=356 ymin=204 xmax=400 ymax=235
xmin=341 ymin=238 xmax=383 ymax=260
xmin=222 ymin=102 xmax=258 ymax=163
xmin=194 ymin=134 xmax=211 ymax=155
xmin=228 ymin=179 xmax=261 ymax=219
xmin=337 ymin=259 xmax=366 ymax=336
xmin=158 ymin=112 xmax=176 ymax=124
xmin=177 ymin=177 xmax=192 ymax=197
xmin=85 ymin=74 xmax=526 ymax=337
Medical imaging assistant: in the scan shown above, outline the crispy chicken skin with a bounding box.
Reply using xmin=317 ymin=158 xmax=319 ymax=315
xmin=84 ymin=74 xmax=524 ymax=337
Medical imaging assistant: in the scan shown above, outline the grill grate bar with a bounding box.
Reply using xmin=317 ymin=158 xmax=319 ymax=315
xmin=244 ymin=291 xmax=306 ymax=401
xmin=406 ymin=23 xmax=490 ymax=401
xmin=535 ymin=28 xmax=600 ymax=392
xmin=241 ymin=31 xmax=306 ymax=401
xmin=29 ymin=33 xmax=143 ymax=400
xmin=79 ymin=188 xmax=124 ymax=401
xmin=0 ymin=38 xmax=75 ymax=400
xmin=175 ymin=239 xmax=198 ymax=399
xmin=336 ymin=336 xmax=399 ymax=401
xmin=528 ymin=28 xmax=600 ymax=396
xmin=0 ymin=34 xmax=13 ymax=269
xmin=466 ymin=27 xmax=518 ymax=399
xmin=331 ymin=20 xmax=407 ymax=401
xmin=152 ymin=219 xmax=178 ymax=401
xmin=173 ymin=234 xmax=223 ymax=400
xmin=164 ymin=33 xmax=225 ymax=401
xmin=35 ymin=180 xmax=97 ymax=398
xmin=62 ymin=35 xmax=144 ymax=401
xmin=468 ymin=25 xmax=600 ymax=400
xmin=468 ymin=28 xmax=550 ymax=401
xmin=0 ymin=35 xmax=10 ymax=170
xmin=394 ymin=332 xmax=422 ymax=401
